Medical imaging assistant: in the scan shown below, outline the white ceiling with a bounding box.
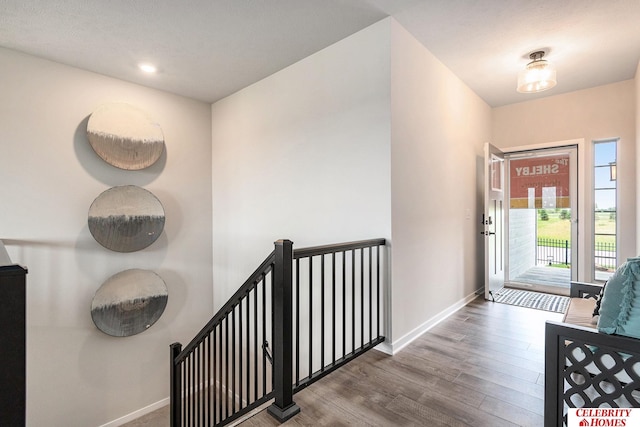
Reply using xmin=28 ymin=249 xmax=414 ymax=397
xmin=1 ymin=0 xmax=639 ymax=107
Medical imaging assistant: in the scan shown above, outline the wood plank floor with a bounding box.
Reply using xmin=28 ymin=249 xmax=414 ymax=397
xmin=125 ymin=297 xmax=562 ymax=426
xmin=511 ymin=265 xmax=570 ymax=290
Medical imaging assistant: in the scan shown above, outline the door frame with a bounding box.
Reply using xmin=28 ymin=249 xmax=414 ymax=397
xmin=501 ymin=138 xmax=587 ymax=283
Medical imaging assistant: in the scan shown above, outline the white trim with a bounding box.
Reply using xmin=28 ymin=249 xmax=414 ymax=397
xmin=98 ymin=375 xmax=252 ymax=426
xmin=383 ymin=290 xmax=481 ymax=355
xmin=502 ymin=138 xmax=584 ymax=154
xmin=375 ymin=341 xmax=393 ymax=355
xmin=98 ymin=288 xmax=480 ymax=424
xmin=227 ymin=400 xmax=274 ymax=426
xmin=98 ymin=397 xmax=169 ymax=427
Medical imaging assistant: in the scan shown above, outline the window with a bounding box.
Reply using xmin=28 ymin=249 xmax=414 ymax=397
xmin=593 ymin=140 xmax=617 ymax=281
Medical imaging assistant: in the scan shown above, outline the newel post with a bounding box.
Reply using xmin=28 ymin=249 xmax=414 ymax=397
xmin=170 ymin=342 xmax=182 ymax=427
xmin=267 ymin=239 xmax=301 ymax=422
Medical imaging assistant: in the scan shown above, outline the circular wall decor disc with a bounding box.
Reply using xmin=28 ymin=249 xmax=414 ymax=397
xmin=87 ymin=103 xmax=165 ymax=170
xmin=91 ymin=269 xmax=168 ymax=337
xmin=88 ymin=185 xmax=165 ymax=252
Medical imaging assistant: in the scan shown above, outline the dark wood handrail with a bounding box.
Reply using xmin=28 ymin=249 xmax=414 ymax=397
xmin=174 ymin=250 xmax=275 ymax=361
xmin=293 ymin=238 xmax=385 ymax=259
xmin=170 ymin=237 xmax=386 ymax=427
xmin=178 ymin=238 xmax=387 ymax=361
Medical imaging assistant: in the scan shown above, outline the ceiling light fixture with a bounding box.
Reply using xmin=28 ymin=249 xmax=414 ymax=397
xmin=138 ymin=63 xmax=157 ymax=74
xmin=517 ymin=51 xmax=557 ymax=93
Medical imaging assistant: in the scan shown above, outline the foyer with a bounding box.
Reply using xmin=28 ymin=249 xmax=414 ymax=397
xmin=125 ymin=297 xmax=559 ymax=426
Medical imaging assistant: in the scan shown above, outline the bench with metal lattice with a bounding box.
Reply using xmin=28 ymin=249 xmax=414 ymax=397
xmin=544 ymin=281 xmax=640 ymax=427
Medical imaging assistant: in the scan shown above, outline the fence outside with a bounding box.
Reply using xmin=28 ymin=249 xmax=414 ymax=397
xmin=593 ymin=241 xmax=617 ymax=271
xmin=536 ymin=238 xmax=616 ymax=271
xmin=536 ymin=238 xmax=570 ymax=266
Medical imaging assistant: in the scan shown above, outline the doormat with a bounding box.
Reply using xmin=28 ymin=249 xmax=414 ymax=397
xmin=492 ymin=288 xmax=569 ymax=313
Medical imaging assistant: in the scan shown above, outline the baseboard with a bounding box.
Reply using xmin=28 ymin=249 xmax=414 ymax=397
xmin=99 ymin=377 xmax=248 ymax=426
xmin=98 ymin=291 xmax=481 ymax=424
xmin=98 ymin=397 xmax=169 ymax=427
xmin=375 ymin=341 xmax=393 ymax=355
xmin=228 ymin=399 xmax=274 ymax=427
xmin=385 ymin=290 xmax=481 ymax=355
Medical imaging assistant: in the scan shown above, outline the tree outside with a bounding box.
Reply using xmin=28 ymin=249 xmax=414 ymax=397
xmin=537 ymin=208 xmax=616 ymax=271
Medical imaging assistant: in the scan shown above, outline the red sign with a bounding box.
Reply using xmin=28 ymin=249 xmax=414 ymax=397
xmin=510 ymin=155 xmax=570 ymax=208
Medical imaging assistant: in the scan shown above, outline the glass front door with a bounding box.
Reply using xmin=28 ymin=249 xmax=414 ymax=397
xmin=505 ymin=146 xmax=578 ymax=295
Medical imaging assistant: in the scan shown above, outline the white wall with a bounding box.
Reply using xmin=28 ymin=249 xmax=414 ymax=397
xmin=210 ymin=20 xmax=392 ymax=310
xmin=493 ymin=81 xmax=637 ymax=278
xmin=210 ymin=18 xmax=494 ymax=355
xmin=509 ymin=209 xmax=537 ymax=279
xmin=3 ymin=15 xmax=637 ymax=426
xmin=636 ymin=62 xmax=640 ymax=252
xmin=0 ymin=47 xmax=213 ymax=426
xmin=388 ymin=21 xmax=492 ymax=347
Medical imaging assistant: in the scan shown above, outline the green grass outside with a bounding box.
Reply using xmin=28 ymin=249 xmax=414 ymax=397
xmin=536 ymin=209 xmax=616 ymax=248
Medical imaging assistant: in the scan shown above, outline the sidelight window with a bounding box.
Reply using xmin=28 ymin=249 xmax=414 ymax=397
xmin=593 ymin=140 xmax=617 ymax=281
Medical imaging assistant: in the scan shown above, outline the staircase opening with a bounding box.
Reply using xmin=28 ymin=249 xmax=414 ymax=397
xmin=170 ymin=238 xmax=387 ymax=426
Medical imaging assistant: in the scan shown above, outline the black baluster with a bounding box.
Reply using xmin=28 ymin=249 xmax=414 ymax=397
xmin=342 ymin=251 xmax=346 ymax=359
xmin=352 ymin=249 xmax=355 ymax=355
xmin=332 ymin=252 xmax=336 ymax=365
xmin=253 ymin=285 xmax=258 ymax=401
xmin=377 ymin=245 xmax=381 ymax=337
xmin=225 ymin=316 xmax=229 ymax=419
xmin=245 ymin=293 xmax=250 ymax=407
xmin=213 ymin=327 xmax=217 ymax=425
xmin=170 ymin=343 xmax=182 ymax=427
xmin=295 ymin=258 xmax=300 ymax=387
xmin=321 ymin=254 xmax=325 ymax=371
xmin=231 ymin=308 xmax=236 ymax=415
xmin=309 ymin=256 xmax=313 ymax=377
xmin=369 ymin=246 xmax=372 ymax=343
xmin=361 ymin=248 xmax=364 ymax=350
xmin=262 ymin=273 xmax=266 ymax=397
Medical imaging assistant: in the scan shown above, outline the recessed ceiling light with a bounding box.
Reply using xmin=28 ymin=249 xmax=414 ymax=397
xmin=138 ymin=63 xmax=157 ymax=74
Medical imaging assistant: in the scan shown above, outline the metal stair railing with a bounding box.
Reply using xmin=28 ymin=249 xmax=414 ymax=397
xmin=170 ymin=238 xmax=386 ymax=426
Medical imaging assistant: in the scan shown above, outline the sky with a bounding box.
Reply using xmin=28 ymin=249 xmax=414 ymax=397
xmin=594 ymin=141 xmax=616 ymax=210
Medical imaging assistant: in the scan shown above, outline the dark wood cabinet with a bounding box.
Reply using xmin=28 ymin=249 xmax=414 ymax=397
xmin=0 ymin=265 xmax=27 ymax=426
